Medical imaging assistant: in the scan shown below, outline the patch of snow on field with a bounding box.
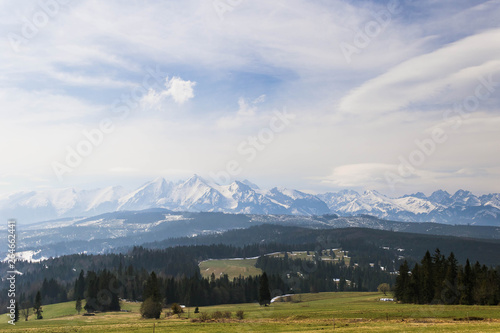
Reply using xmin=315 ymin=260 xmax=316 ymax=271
xmin=2 ymin=249 xmax=47 ymax=263
xmin=271 ymin=294 xmax=295 ymax=303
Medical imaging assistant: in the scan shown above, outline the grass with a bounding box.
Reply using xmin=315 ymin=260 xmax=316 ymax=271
xmin=199 ymin=250 xmax=351 ymax=281
xmin=199 ymin=258 xmax=262 ymax=279
xmin=3 ymin=292 xmax=500 ymax=332
xmin=268 ymin=250 xmax=351 ymax=264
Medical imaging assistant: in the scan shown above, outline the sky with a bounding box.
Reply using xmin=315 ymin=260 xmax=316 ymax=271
xmin=0 ymin=0 xmax=499 ymax=197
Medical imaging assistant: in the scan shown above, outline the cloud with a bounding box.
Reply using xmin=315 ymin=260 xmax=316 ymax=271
xmin=0 ymin=88 xmax=102 ymax=124
xmin=323 ymin=163 xmax=399 ymax=188
xmin=339 ymin=29 xmax=500 ymax=116
xmin=216 ymin=95 xmax=267 ymax=129
xmin=164 ymin=76 xmax=196 ymax=104
xmin=0 ymin=1 xmax=499 ymax=196
xmin=141 ymin=76 xmax=196 ymax=109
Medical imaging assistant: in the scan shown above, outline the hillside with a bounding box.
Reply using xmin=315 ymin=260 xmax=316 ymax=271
xmin=144 ymin=224 xmax=500 ymax=267
xmin=5 ymin=210 xmax=500 ymax=259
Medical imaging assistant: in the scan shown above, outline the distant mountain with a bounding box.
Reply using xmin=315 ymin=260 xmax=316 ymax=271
xmin=318 ymin=189 xmax=500 ymax=225
xmin=0 ymin=175 xmax=499 ymax=225
xmin=5 ymin=210 xmax=500 ymax=260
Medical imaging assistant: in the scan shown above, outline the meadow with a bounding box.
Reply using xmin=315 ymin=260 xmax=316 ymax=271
xmin=2 ymin=292 xmax=500 ymax=332
xmin=199 ymin=258 xmax=262 ymax=279
xmin=198 ymin=249 xmax=351 ymax=280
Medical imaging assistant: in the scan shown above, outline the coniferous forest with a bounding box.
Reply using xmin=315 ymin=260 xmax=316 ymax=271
xmin=3 ymin=227 xmax=500 ymax=315
xmin=1 ymin=240 xmax=396 ymax=313
xmin=394 ymin=249 xmax=500 ymax=305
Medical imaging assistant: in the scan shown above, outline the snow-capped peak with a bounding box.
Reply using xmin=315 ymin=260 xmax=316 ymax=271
xmin=1 ymin=177 xmax=499 ymax=226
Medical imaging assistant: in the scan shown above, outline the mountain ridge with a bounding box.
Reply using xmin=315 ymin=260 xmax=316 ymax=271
xmin=1 ymin=175 xmax=499 ymax=225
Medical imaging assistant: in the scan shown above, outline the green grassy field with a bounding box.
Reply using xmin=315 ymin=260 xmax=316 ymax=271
xmin=199 ymin=258 xmax=263 ymax=279
xmin=3 ymin=292 xmax=500 ymax=332
xmin=199 ymin=250 xmax=350 ymax=280
xmin=269 ymin=250 xmax=351 ymax=265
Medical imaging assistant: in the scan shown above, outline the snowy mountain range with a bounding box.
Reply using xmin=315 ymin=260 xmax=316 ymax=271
xmin=1 ymin=175 xmax=499 ymax=225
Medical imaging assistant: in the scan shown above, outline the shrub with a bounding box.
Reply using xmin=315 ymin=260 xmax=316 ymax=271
xmin=212 ymin=311 xmax=223 ymax=319
xmin=140 ymin=297 xmax=162 ymax=319
xmin=223 ymin=311 xmax=231 ymax=319
xmin=236 ymin=310 xmax=244 ymax=320
xmin=171 ymin=303 xmax=183 ymax=318
xmin=194 ymin=306 xmax=199 ymax=313
xmin=377 ymin=283 xmax=391 ymax=295
xmin=199 ymin=312 xmax=210 ymax=322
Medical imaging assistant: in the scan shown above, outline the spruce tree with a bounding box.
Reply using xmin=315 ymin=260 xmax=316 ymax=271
xmin=144 ymin=271 xmax=161 ymax=302
xmin=74 ymin=270 xmax=85 ymax=300
xmin=76 ymin=297 xmax=82 ymax=314
xmin=33 ymin=291 xmax=43 ymax=319
xmin=84 ymin=271 xmax=98 ymax=313
xmin=442 ymin=252 xmax=459 ymax=304
xmin=141 ymin=271 xmax=163 ymax=318
xmin=14 ymin=302 xmax=19 ymax=322
xmin=409 ymin=263 xmax=421 ymax=303
xmin=432 ymin=248 xmax=446 ymax=301
xmin=259 ymin=272 xmax=271 ymax=306
xmin=460 ymin=259 xmax=473 ymax=305
xmin=421 ymin=251 xmax=434 ymax=303
xmin=394 ymin=261 xmax=410 ymax=302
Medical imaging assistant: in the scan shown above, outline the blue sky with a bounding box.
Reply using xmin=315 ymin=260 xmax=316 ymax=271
xmin=0 ymin=0 xmax=499 ymax=197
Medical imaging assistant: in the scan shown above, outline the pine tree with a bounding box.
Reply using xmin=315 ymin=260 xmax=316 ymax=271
xmin=442 ymin=252 xmax=459 ymax=304
xmin=432 ymin=248 xmax=446 ymax=301
xmin=259 ymin=272 xmax=271 ymax=306
xmin=76 ymin=297 xmax=82 ymax=314
xmin=143 ymin=271 xmax=161 ymax=303
xmin=394 ymin=261 xmax=410 ymax=302
xmin=74 ymin=270 xmax=85 ymax=300
xmin=84 ymin=271 xmax=98 ymax=313
xmin=141 ymin=271 xmax=162 ymax=318
xmin=460 ymin=259 xmax=473 ymax=305
xmin=33 ymin=291 xmax=43 ymax=319
xmin=409 ymin=263 xmax=421 ymax=303
xmin=421 ymin=251 xmax=435 ymax=303
xmin=14 ymin=302 xmax=19 ymax=322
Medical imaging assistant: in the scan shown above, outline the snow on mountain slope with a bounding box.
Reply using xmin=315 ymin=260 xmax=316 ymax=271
xmin=169 ymin=175 xmax=228 ymax=211
xmin=428 ymin=190 xmax=452 ymax=205
xmin=482 ymin=193 xmax=500 ymax=209
xmin=118 ymin=177 xmax=173 ymax=211
xmin=265 ymin=187 xmax=330 ymax=215
xmin=84 ymin=186 xmax=126 ymax=214
xmin=393 ymin=196 xmax=438 ymax=215
xmin=0 ymin=176 xmax=499 ymax=225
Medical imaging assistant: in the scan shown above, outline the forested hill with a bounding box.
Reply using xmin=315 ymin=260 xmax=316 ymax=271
xmin=3 ymin=225 xmax=500 ymax=315
xmin=140 ymin=225 xmax=500 ymax=267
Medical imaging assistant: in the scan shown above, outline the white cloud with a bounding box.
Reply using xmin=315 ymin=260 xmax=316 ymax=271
xmin=0 ymin=1 xmax=499 ymax=196
xmin=323 ymin=163 xmax=399 ymax=188
xmin=216 ymin=95 xmax=267 ymax=129
xmin=164 ymin=76 xmax=196 ymax=104
xmin=140 ymin=76 xmax=196 ymax=110
xmin=339 ymin=29 xmax=500 ymax=116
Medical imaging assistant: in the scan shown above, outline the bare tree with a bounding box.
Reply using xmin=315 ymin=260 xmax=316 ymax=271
xmin=377 ymin=283 xmax=391 ymax=296
xmin=21 ymin=301 xmax=31 ymax=321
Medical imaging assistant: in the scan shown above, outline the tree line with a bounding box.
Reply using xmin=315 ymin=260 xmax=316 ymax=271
xmin=1 ymin=241 xmax=398 ymax=314
xmin=72 ymin=266 xmax=285 ymax=313
xmin=394 ymin=249 xmax=500 ymax=305
xmin=256 ymin=253 xmax=394 ymax=292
